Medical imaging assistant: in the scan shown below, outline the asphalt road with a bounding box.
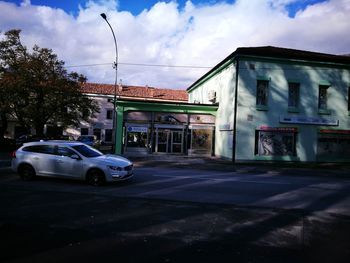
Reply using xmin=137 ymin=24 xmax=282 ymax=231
xmin=1 ymin=161 xmax=350 ymax=262
xmin=2 ymin=161 xmax=350 ymax=216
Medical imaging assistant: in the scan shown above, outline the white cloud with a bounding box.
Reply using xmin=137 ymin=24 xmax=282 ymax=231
xmin=0 ymin=0 xmax=350 ymax=89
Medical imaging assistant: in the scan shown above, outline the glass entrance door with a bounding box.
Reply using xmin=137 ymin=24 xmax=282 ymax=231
xmin=156 ymin=129 xmax=169 ymax=153
xmin=155 ymin=128 xmax=184 ymax=153
xmin=171 ymin=130 xmax=183 ymax=153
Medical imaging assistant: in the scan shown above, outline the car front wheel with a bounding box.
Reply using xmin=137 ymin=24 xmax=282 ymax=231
xmin=18 ymin=164 xmax=36 ymax=181
xmin=87 ymin=169 xmax=105 ymax=186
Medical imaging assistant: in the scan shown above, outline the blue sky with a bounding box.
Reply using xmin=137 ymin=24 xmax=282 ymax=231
xmin=1 ymin=0 xmax=348 ymax=88
xmin=5 ymin=0 xmax=328 ymax=17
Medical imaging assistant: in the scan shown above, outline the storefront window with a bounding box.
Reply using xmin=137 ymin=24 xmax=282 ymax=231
xmin=123 ymin=111 xmax=216 ymax=156
xmin=126 ymin=132 xmax=147 ymax=148
xmin=190 ymin=128 xmax=213 ymax=155
xmin=255 ymin=128 xmax=297 ymax=156
xmin=317 ymin=132 xmax=350 ymax=158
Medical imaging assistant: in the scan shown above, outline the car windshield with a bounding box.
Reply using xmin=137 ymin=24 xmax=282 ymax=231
xmin=71 ymin=144 xmax=103 ymax=158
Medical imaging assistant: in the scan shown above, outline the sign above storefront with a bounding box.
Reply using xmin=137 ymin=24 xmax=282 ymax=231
xmin=279 ymin=116 xmax=339 ymax=126
xmin=259 ymin=126 xmax=298 ymax=132
xmin=127 ymin=126 xmax=148 ymax=133
xmin=319 ymin=129 xmax=350 ymax=134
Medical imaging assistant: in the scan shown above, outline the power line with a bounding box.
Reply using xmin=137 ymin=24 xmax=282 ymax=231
xmin=65 ymin=62 xmax=213 ymax=69
xmin=65 ymin=62 xmax=350 ymax=71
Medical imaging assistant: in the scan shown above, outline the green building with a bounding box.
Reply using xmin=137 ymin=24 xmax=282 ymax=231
xmin=115 ymin=99 xmax=218 ymax=156
xmin=187 ymin=46 xmax=350 ymax=162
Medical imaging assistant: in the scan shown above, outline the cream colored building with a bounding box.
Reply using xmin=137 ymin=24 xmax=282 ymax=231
xmin=188 ymin=46 xmax=350 ymax=162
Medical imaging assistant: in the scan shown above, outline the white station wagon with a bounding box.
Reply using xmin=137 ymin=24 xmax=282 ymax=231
xmin=11 ymin=141 xmax=134 ymax=186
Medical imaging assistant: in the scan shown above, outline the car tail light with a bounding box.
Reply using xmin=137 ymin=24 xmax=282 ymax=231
xmin=11 ymin=151 xmax=16 ymax=158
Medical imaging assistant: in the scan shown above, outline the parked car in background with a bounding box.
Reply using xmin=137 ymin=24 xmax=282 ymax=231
xmin=77 ymin=135 xmax=99 ymax=147
xmin=15 ymin=134 xmax=74 ymax=148
xmin=11 ymin=141 xmax=134 ymax=186
xmin=15 ymin=135 xmax=42 ymax=147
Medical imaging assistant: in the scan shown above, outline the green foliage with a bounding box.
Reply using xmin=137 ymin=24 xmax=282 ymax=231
xmin=0 ymin=29 xmax=99 ymax=136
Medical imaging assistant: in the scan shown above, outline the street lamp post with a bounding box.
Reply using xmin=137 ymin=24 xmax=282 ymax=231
xmin=100 ymin=13 xmax=118 ymax=154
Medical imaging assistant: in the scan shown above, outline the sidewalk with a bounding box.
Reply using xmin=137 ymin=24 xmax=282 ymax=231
xmin=129 ymin=155 xmax=350 ymax=178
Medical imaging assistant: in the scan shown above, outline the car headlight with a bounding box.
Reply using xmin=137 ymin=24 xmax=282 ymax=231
xmin=108 ymin=166 xmax=122 ymax=171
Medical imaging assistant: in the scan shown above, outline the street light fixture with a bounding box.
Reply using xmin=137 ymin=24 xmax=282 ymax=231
xmin=100 ymin=13 xmax=118 ymax=154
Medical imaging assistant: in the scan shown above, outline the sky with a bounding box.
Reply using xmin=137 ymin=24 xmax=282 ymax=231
xmin=1 ymin=0 xmax=350 ymax=89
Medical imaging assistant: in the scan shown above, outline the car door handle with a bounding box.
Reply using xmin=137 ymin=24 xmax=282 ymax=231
xmin=33 ymin=157 xmax=39 ymax=160
xmin=56 ymin=160 xmax=64 ymax=163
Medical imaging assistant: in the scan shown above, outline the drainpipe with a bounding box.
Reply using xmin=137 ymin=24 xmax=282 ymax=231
xmin=232 ymin=58 xmax=239 ymax=163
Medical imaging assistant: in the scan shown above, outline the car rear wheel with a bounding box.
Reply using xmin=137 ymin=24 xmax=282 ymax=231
xmin=18 ymin=164 xmax=36 ymax=181
xmin=87 ymin=169 xmax=105 ymax=186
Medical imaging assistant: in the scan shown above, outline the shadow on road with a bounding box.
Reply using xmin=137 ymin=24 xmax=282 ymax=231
xmin=0 ymin=185 xmax=350 ymax=263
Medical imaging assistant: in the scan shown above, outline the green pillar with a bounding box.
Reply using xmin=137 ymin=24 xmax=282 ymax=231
xmin=115 ymin=106 xmax=124 ymax=154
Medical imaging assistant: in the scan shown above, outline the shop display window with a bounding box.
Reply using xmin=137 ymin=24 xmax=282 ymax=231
xmin=317 ymin=134 xmax=350 ymax=158
xmin=126 ymin=132 xmax=147 ymax=148
xmin=255 ymin=128 xmax=297 ymax=156
xmin=190 ymin=128 xmax=213 ymax=154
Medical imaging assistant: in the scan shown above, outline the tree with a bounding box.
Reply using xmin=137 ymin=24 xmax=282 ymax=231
xmin=0 ymin=29 xmax=27 ymax=139
xmin=0 ymin=29 xmax=99 ymax=138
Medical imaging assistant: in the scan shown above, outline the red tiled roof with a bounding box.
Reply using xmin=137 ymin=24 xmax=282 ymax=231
xmin=81 ymin=83 xmax=188 ymax=102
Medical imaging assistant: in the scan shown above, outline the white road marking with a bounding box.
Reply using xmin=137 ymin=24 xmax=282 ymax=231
xmin=152 ymin=174 xmax=293 ymax=185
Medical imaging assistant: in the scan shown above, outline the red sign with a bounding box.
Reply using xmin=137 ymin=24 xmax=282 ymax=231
xmin=259 ymin=126 xmax=298 ymax=132
xmin=319 ymin=129 xmax=350 ymax=134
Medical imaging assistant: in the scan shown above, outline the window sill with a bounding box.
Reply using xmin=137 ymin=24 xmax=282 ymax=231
xmin=256 ymin=105 xmax=269 ymax=111
xmin=318 ymin=109 xmax=331 ymax=115
xmin=288 ymin=107 xmax=299 ymax=113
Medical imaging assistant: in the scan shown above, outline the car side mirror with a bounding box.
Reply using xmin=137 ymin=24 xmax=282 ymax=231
xmin=70 ymin=154 xmax=81 ymax=160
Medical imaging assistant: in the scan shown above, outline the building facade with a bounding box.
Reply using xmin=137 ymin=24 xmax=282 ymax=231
xmin=66 ymin=83 xmax=217 ymax=157
xmin=187 ymin=46 xmax=350 ymax=162
xmin=114 ymin=100 xmax=217 ymax=156
xmin=65 ymin=83 xmax=190 ymax=144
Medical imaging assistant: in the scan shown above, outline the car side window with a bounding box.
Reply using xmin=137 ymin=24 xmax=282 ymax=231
xmin=22 ymin=145 xmax=55 ymax=154
xmin=56 ymin=146 xmax=76 ymax=157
